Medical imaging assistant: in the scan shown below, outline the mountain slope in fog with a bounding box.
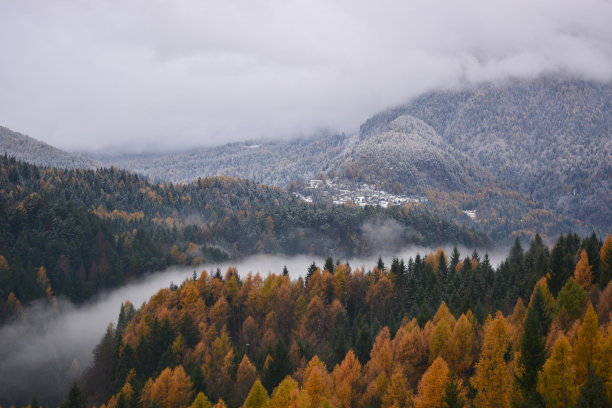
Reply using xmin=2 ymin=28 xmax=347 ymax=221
xmin=335 ymin=115 xmax=493 ymax=194
xmin=90 ymin=133 xmax=349 ymax=185
xmin=0 ymin=126 xmax=99 ymax=170
xmin=365 ymin=77 xmax=612 ymax=228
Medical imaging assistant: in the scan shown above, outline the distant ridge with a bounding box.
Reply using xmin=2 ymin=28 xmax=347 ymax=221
xmin=0 ymin=126 xmax=99 ymax=170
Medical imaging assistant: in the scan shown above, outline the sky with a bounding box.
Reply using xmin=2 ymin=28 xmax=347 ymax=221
xmin=0 ymin=0 xmax=611 ymax=153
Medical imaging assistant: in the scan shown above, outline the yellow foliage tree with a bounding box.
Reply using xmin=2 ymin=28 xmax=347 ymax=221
xmin=234 ymin=355 xmax=258 ymax=406
xmin=382 ymin=369 xmax=412 ymax=408
xmin=302 ymin=356 xmax=331 ymax=408
xmin=268 ymin=376 xmax=299 ymax=408
xmin=330 ymin=350 xmax=363 ymax=408
xmin=413 ymin=356 xmax=450 ymax=408
xmin=574 ymin=249 xmax=593 ymax=289
xmin=572 ymin=303 xmax=602 ymax=394
xmin=537 ymin=334 xmax=575 ymax=408
xmin=446 ymin=312 xmax=478 ymax=376
xmin=190 ymin=392 xmax=213 ymax=408
xmin=242 ymin=379 xmax=269 ymax=408
xmin=141 ymin=365 xmax=193 ymax=408
xmin=472 ymin=312 xmax=512 ymax=408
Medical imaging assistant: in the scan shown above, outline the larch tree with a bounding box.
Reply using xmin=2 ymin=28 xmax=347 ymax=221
xmin=446 ymin=313 xmax=477 ymax=377
xmin=268 ymin=377 xmax=299 ymax=408
xmin=574 ymin=250 xmax=593 ymax=290
xmin=141 ymin=365 xmax=193 ymax=408
xmin=414 ymin=356 xmax=450 ymax=408
xmin=243 ymin=379 xmax=269 ymax=408
xmin=537 ymin=334 xmax=575 ymax=408
xmin=190 ymin=392 xmax=212 ymax=408
xmin=330 ymin=350 xmax=363 ymax=408
xmin=302 ymin=356 xmax=331 ymax=408
xmin=572 ymin=304 xmax=602 ymax=400
xmin=381 ymin=369 xmax=412 ymax=408
xmin=234 ymin=355 xmax=258 ymax=406
xmin=472 ymin=312 xmax=512 ymax=408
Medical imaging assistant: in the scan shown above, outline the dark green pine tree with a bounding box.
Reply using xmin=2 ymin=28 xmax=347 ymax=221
xmin=376 ymin=256 xmax=385 ymax=271
xmin=262 ymin=340 xmax=293 ymax=393
xmin=443 ymin=373 xmax=465 ymax=408
xmin=329 ymin=312 xmax=348 ymax=368
xmin=179 ymin=312 xmax=200 ymax=349
xmin=514 ymin=305 xmax=546 ymax=407
xmin=449 ymin=246 xmax=461 ymax=274
xmin=530 ymin=285 xmax=553 ymax=334
xmin=354 ymin=322 xmax=373 ymax=365
xmin=305 ymin=262 xmax=318 ymax=285
xmin=324 ymin=256 xmax=335 ymax=273
xmin=548 ymin=236 xmax=575 ymax=297
xmin=282 ymin=265 xmax=289 ymax=276
xmin=61 ymin=382 xmax=86 ymax=408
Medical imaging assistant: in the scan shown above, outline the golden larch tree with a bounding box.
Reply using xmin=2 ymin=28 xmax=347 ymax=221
xmin=537 ymin=334 xmax=575 ymax=408
xmin=571 ymin=303 xmax=602 ymax=395
xmin=268 ymin=376 xmax=299 ymax=408
xmin=413 ymin=356 xmax=450 ymax=408
xmin=331 ymin=350 xmax=363 ymax=408
xmin=302 ymin=356 xmax=331 ymax=408
xmin=471 ymin=312 xmax=512 ymax=408
xmin=234 ymin=355 xmax=258 ymax=406
xmin=242 ymin=379 xmax=269 ymax=408
xmin=574 ymin=249 xmax=593 ymax=289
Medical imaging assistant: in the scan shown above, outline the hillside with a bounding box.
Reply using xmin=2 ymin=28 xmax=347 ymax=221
xmin=363 ymin=76 xmax=612 ymax=228
xmin=90 ymin=133 xmax=349 ymax=185
xmin=336 ymin=115 xmax=493 ymax=194
xmin=72 ymin=233 xmax=612 ymax=408
xmin=0 ymin=156 xmax=489 ymax=323
xmin=0 ymin=126 xmax=99 ymax=170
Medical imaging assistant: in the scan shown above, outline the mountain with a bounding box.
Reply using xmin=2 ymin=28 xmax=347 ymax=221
xmin=2 ymin=77 xmax=609 ymax=240
xmin=335 ymin=114 xmax=493 ymax=194
xmin=366 ymin=76 xmax=612 ymax=229
xmin=90 ymin=132 xmax=349 ymax=185
xmin=0 ymin=126 xmax=99 ymax=170
xmin=84 ymin=76 xmax=610 ymax=239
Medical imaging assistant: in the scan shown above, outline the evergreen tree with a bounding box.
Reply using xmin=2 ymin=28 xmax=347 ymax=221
xmin=376 ymin=256 xmax=385 ymax=271
xmin=324 ymin=256 xmax=335 ymax=273
xmin=514 ymin=305 xmax=546 ymax=407
xmin=355 ymin=322 xmax=373 ymax=365
xmin=305 ymin=262 xmax=318 ymax=285
xmin=443 ymin=373 xmax=465 ymax=408
xmin=61 ymin=382 xmax=86 ymax=408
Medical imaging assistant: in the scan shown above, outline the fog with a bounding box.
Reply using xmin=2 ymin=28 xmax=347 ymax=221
xmin=0 ymin=0 xmax=611 ymax=152
xmin=0 ymin=246 xmax=506 ymax=405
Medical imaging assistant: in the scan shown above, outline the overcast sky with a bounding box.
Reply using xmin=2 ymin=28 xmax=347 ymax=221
xmin=0 ymin=0 xmax=611 ymax=152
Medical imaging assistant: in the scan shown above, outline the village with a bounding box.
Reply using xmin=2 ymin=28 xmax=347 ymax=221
xmin=293 ymin=178 xmax=429 ymax=207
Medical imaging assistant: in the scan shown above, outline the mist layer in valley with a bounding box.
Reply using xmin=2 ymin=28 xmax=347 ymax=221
xmin=0 ymin=245 xmax=506 ymax=406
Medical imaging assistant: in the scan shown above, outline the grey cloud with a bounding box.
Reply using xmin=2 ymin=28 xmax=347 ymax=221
xmin=0 ymin=0 xmax=610 ymax=152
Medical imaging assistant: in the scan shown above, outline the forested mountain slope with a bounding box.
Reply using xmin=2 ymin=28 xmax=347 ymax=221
xmin=364 ymin=77 xmax=612 ymax=228
xmin=0 ymin=126 xmax=99 ymax=170
xmin=0 ymin=156 xmax=488 ymax=323
xmin=90 ymin=133 xmax=348 ymax=185
xmin=335 ymin=115 xmax=493 ymax=193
